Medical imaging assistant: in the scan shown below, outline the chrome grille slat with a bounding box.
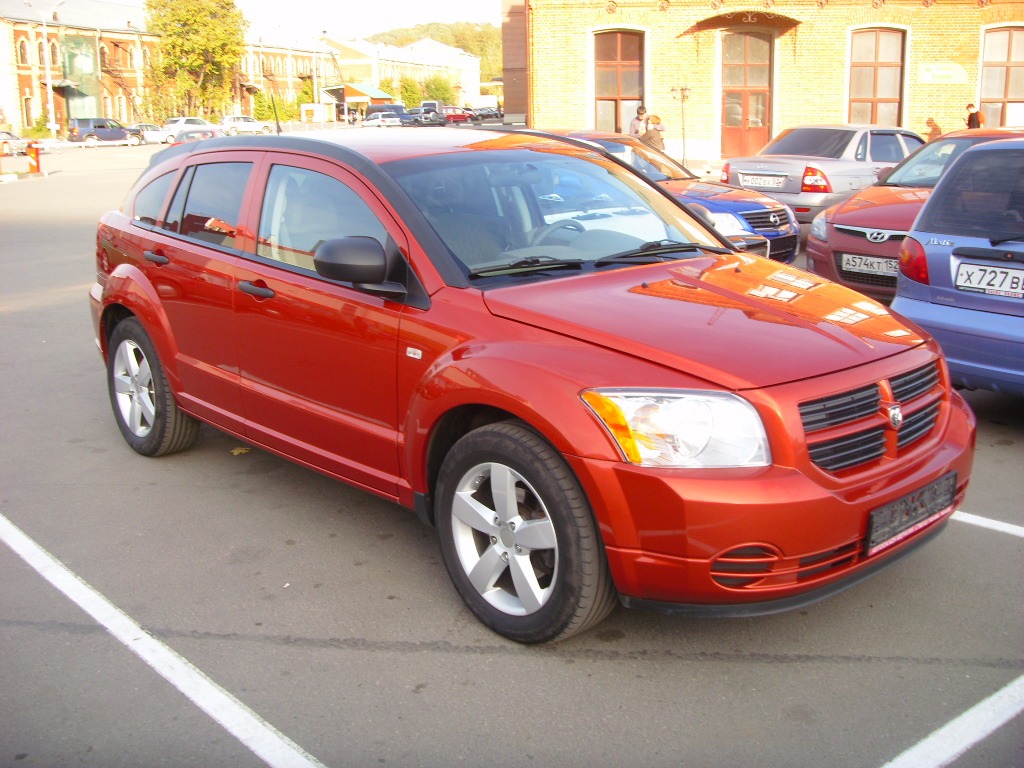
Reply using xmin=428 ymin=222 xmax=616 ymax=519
xmin=799 ymin=385 xmax=879 ymax=432
xmin=807 ymin=429 xmax=886 ymax=472
xmin=739 ymin=206 xmax=792 ymax=230
xmin=898 ymin=402 xmax=940 ymax=449
xmin=892 ymin=363 xmax=939 ymax=401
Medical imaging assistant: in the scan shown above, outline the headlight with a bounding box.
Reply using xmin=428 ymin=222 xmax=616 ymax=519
xmin=707 ymin=212 xmax=748 ymax=236
xmin=581 ymin=389 xmax=771 ymax=468
xmin=810 ymin=211 xmax=828 ymax=242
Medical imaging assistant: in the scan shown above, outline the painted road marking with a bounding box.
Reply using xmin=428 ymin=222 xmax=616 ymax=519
xmin=0 ymin=513 xmax=326 ymax=768
xmin=953 ymin=510 xmax=1024 ymax=539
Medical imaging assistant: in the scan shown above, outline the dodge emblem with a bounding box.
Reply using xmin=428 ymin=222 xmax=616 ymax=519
xmin=886 ymin=404 xmax=904 ymax=430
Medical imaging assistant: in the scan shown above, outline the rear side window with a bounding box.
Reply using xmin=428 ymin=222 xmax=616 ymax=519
xmin=132 ymin=171 xmax=175 ymax=226
xmin=162 ymin=162 xmax=252 ymax=249
xmin=256 ymin=165 xmax=387 ymax=270
xmin=868 ymin=133 xmax=905 ymax=163
xmin=917 ymin=148 xmax=1024 ymax=237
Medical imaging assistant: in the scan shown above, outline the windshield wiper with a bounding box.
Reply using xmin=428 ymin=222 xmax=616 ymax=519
xmin=989 ymin=232 xmax=1024 ymax=246
xmin=594 ymin=240 xmax=733 ymax=266
xmin=468 ymin=255 xmax=585 ymax=277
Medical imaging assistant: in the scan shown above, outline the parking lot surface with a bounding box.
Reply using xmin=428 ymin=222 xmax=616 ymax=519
xmin=1 ymin=142 xmax=1021 ymax=768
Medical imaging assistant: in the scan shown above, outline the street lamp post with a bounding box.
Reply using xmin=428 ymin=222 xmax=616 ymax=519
xmin=671 ymin=85 xmax=691 ymax=166
xmin=24 ymin=0 xmax=66 ymax=138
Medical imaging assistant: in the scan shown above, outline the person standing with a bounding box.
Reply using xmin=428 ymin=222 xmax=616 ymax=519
xmin=629 ymin=105 xmax=648 ymax=138
xmin=640 ymin=114 xmax=666 ymax=151
xmin=966 ymin=104 xmax=985 ymax=129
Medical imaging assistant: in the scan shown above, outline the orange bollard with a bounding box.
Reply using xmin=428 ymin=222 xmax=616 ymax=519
xmin=27 ymin=142 xmax=40 ymax=173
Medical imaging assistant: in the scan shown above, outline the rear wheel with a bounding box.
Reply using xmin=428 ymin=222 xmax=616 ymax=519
xmin=435 ymin=422 xmax=617 ymax=643
xmin=107 ymin=318 xmax=200 ymax=457
xmin=84 ymin=134 xmax=99 ymax=148
xmin=127 ymin=134 xmax=140 ymax=146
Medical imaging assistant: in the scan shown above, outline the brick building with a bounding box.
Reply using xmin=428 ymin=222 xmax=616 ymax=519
xmin=502 ymin=0 xmax=1024 ymax=169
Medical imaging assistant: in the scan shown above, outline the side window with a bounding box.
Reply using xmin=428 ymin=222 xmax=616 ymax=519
xmin=256 ymin=165 xmax=387 ymax=270
xmin=869 ymin=133 xmax=904 ymax=163
xmin=162 ymin=162 xmax=252 ymax=248
xmin=132 ymin=172 xmax=176 ymax=226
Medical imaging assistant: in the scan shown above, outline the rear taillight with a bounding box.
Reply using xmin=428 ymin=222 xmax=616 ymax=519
xmin=720 ymin=163 xmax=730 ymax=183
xmin=898 ymin=236 xmax=930 ymax=284
xmin=801 ymin=166 xmax=831 ymax=193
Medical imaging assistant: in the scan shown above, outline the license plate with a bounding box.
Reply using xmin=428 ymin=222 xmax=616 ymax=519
xmin=841 ymin=253 xmax=899 ymax=276
xmin=741 ymin=174 xmax=784 ymax=189
xmin=866 ymin=472 xmax=957 ymax=557
xmin=955 ymin=262 xmax=1024 ymax=298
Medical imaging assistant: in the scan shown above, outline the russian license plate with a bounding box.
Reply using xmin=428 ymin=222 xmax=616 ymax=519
xmin=742 ymin=174 xmax=784 ymax=189
xmin=866 ymin=472 xmax=957 ymax=556
xmin=955 ymin=262 xmax=1024 ymax=298
xmin=842 ymin=253 xmax=899 ymax=276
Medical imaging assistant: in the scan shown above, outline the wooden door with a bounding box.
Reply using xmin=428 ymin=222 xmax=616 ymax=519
xmin=721 ymin=32 xmax=772 ymax=157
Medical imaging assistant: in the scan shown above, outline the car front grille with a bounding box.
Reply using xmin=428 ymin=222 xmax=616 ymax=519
xmin=766 ymin=234 xmax=799 ymax=262
xmin=740 ymin=206 xmax=792 ymax=231
xmin=798 ymin=362 xmax=942 ymax=473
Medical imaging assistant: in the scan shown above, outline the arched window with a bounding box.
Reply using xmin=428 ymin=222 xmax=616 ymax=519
xmin=38 ymin=41 xmax=45 ymax=66
xmin=594 ymin=30 xmax=644 ymax=133
xmin=981 ymin=27 xmax=1024 ymax=126
xmin=99 ymin=44 xmax=108 ymax=70
xmin=50 ymin=41 xmax=58 ymax=69
xmin=849 ymin=28 xmax=905 ymax=125
xmin=18 ymin=39 xmax=29 ymax=65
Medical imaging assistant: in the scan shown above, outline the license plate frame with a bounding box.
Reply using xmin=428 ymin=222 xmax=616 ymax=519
xmin=841 ymin=253 xmax=899 ymax=276
xmin=955 ymin=262 xmax=1024 ymax=298
xmin=741 ymin=174 xmax=785 ymax=189
xmin=865 ymin=472 xmax=957 ymax=557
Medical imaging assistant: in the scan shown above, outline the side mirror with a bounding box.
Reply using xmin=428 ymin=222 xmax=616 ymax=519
xmin=313 ymin=236 xmax=407 ymax=297
xmin=875 ymin=166 xmax=894 ymax=183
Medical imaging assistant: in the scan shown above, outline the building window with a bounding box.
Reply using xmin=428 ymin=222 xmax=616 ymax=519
xmin=38 ymin=41 xmax=45 ymax=66
xmin=594 ymin=30 xmax=644 ymax=133
xmin=849 ymin=29 xmax=905 ymax=125
xmin=19 ymin=39 xmax=29 ymax=65
xmin=981 ymin=27 xmax=1024 ymax=126
xmin=50 ymin=42 xmax=58 ymax=69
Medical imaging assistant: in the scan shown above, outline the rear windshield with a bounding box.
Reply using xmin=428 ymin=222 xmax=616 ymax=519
xmin=761 ymin=128 xmax=855 ymax=159
xmin=916 ymin=147 xmax=1024 ymax=238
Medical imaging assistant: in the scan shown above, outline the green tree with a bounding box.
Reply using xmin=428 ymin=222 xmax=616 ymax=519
xmin=146 ymin=0 xmax=247 ymax=118
xmin=422 ymin=76 xmax=456 ymax=106
xmin=399 ymin=76 xmax=422 ymax=108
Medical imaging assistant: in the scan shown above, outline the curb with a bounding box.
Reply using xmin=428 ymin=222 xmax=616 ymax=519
xmin=0 ymin=171 xmax=50 ymax=183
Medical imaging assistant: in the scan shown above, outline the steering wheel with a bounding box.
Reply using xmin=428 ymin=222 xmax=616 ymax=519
xmin=529 ymin=219 xmax=585 ymax=246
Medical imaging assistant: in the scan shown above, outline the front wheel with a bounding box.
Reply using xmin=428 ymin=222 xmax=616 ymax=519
xmin=83 ymin=134 xmax=99 ymax=148
xmin=435 ymin=422 xmax=616 ymax=643
xmin=107 ymin=318 xmax=200 ymax=457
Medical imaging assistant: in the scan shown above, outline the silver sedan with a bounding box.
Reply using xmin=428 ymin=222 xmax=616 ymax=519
xmin=721 ymin=125 xmax=924 ymax=223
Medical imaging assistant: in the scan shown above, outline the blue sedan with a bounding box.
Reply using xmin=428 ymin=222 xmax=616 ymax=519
xmin=891 ymin=138 xmax=1024 ymax=396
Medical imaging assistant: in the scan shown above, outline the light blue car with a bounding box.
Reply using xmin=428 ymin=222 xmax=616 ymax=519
xmin=891 ymin=138 xmax=1024 ymax=396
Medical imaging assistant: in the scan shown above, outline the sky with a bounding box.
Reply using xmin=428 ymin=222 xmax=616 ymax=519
xmin=232 ymin=0 xmax=503 ymax=46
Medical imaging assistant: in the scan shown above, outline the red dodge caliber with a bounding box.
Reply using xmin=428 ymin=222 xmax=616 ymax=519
xmin=91 ymin=130 xmax=975 ymax=643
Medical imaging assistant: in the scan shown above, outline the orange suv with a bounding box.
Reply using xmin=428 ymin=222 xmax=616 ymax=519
xmin=90 ymin=130 xmax=975 ymax=643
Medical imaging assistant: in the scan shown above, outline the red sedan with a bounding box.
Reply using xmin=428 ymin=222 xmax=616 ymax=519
xmin=806 ymin=127 xmax=1024 ymax=302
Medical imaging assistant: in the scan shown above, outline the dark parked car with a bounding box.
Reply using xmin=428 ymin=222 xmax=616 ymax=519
xmin=90 ymin=131 xmax=974 ymax=643
xmin=399 ymin=108 xmax=445 ymax=126
xmin=68 ymin=118 xmax=142 ymax=147
xmin=721 ymin=125 xmax=925 ymax=222
xmin=892 ymin=137 xmax=1024 ymax=396
xmin=806 ymin=127 xmax=1024 ymax=302
xmin=537 ymin=129 xmax=801 ymax=262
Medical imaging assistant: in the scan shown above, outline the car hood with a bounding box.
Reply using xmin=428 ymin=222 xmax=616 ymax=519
xmin=829 ymin=184 xmax=932 ymax=229
xmin=658 ymin=178 xmax=785 ymax=212
xmin=484 ymin=255 xmax=924 ymax=390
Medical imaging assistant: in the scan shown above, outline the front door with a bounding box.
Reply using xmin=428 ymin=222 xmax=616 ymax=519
xmin=721 ymin=31 xmax=772 ymax=158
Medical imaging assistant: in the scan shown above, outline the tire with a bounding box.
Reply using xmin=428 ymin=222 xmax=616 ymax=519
xmin=435 ymin=421 xmax=617 ymax=644
xmin=127 ymin=134 xmax=140 ymax=146
xmin=164 ymin=134 xmax=174 ymax=144
xmin=107 ymin=318 xmax=200 ymax=457
xmin=84 ymin=134 xmax=99 ymax=148
xmin=261 ymin=126 xmax=272 ymax=134
xmin=227 ymin=127 xmax=238 ymax=136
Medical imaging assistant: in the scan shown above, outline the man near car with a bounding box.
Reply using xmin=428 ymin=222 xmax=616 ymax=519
xmin=965 ymin=104 xmax=985 ymax=129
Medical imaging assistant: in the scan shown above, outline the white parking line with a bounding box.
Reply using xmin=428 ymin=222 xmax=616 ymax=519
xmin=0 ymin=513 xmax=326 ymax=768
xmin=881 ymin=675 xmax=1024 ymax=768
xmin=953 ymin=510 xmax=1024 ymax=538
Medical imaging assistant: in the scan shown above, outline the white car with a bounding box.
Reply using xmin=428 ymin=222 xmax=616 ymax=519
xmin=160 ymin=117 xmax=214 ymax=143
xmin=129 ymin=123 xmax=166 ymax=145
xmin=362 ymin=112 xmax=401 ymax=128
xmin=220 ymin=115 xmax=274 ymax=135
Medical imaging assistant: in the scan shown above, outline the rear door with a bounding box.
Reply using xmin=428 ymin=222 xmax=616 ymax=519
xmin=232 ymin=155 xmax=406 ymax=495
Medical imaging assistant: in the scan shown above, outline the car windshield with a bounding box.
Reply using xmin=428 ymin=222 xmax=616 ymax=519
xmin=916 ymin=146 xmax=1024 ymax=239
xmin=387 ymin=148 xmax=723 ymax=279
xmin=761 ymin=128 xmax=855 ymax=159
xmin=884 ymin=136 xmax=999 ymax=188
xmin=586 ymin=137 xmax=698 ymax=182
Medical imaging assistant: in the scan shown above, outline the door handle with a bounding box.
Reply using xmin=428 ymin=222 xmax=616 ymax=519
xmin=239 ymin=280 xmax=275 ymax=299
xmin=143 ymin=249 xmax=169 ymax=265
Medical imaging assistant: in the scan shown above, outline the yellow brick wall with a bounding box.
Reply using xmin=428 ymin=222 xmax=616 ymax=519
xmin=517 ymin=0 xmax=1024 ymax=168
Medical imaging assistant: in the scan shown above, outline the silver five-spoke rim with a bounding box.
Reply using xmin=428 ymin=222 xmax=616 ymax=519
xmin=450 ymin=462 xmax=559 ymax=616
xmin=111 ymin=339 xmax=156 ymax=437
